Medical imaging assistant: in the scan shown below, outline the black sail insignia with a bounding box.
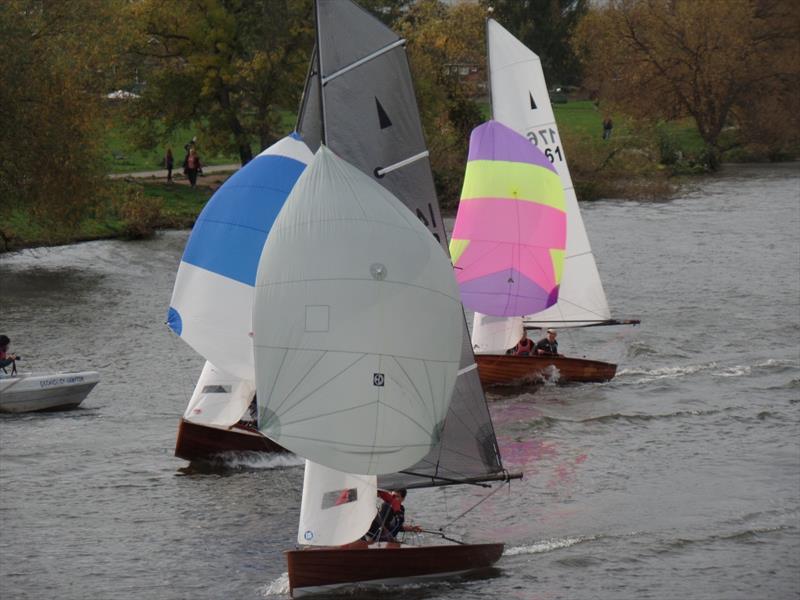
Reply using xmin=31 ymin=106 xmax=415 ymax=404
xmin=376 ymin=98 xmax=393 ymax=129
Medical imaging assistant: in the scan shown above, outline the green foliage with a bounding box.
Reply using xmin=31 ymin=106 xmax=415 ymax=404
xmin=114 ymin=187 xmax=164 ymax=239
xmin=127 ymin=0 xmax=314 ymax=165
xmin=0 ymin=0 xmax=126 ymax=231
xmin=574 ymin=0 xmax=800 ymax=166
xmin=1 ymin=180 xmax=213 ymax=252
xmin=396 ymin=0 xmax=487 ymax=207
xmin=489 ymin=0 xmax=588 ymax=86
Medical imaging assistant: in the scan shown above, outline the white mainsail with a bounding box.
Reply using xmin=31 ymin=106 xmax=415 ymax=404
xmin=471 ymin=314 xmax=524 ymax=355
xmin=482 ymin=18 xmax=611 ymax=336
xmin=297 ymin=460 xmax=377 ymax=546
xmin=253 ymin=146 xmax=463 ymax=476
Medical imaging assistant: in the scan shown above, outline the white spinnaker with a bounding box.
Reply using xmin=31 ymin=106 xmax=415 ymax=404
xmin=471 ymin=313 xmax=523 ymax=355
xmin=253 ymin=146 xmax=463 ymax=476
xmin=182 ymin=361 xmax=255 ymax=427
xmin=486 ymin=18 xmax=611 ymax=330
xmin=297 ymin=460 xmax=376 ymax=546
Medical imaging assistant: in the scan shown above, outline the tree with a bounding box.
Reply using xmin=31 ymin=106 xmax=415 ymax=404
xmin=128 ymin=0 xmax=314 ymax=165
xmin=395 ymin=0 xmax=487 ymax=206
xmin=0 ymin=0 xmax=126 ymax=232
xmin=489 ymin=0 xmax=588 ymax=87
xmin=574 ymin=0 xmax=800 ymax=167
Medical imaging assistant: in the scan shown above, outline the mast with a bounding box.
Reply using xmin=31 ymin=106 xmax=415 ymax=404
xmin=298 ymin=0 xmax=520 ymax=489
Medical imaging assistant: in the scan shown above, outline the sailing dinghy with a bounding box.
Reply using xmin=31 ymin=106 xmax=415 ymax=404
xmin=273 ymin=1 xmax=520 ymax=594
xmin=167 ymin=134 xmax=313 ymax=460
xmin=464 ymin=19 xmax=638 ymax=387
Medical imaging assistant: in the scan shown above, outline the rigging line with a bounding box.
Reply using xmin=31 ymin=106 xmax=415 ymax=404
xmin=417 ymin=529 xmax=466 ymax=545
xmin=322 ymin=39 xmax=406 ymax=85
xmin=375 ymin=150 xmax=430 ymax=177
xmin=439 ymin=479 xmax=509 ymax=530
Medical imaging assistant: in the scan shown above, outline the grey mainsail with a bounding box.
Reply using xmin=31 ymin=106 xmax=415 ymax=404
xmin=297 ymin=0 xmax=514 ymax=490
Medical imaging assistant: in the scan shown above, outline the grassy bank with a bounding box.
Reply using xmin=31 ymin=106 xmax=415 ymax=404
xmin=102 ymin=103 xmax=296 ymax=174
xmin=1 ymin=180 xmax=214 ymax=253
xmin=0 ymin=100 xmax=726 ymax=253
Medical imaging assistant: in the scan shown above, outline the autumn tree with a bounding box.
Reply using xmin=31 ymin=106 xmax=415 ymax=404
xmin=574 ymin=0 xmax=800 ymax=168
xmin=0 ymin=0 xmax=126 ymax=235
xmin=395 ymin=0 xmax=487 ymax=206
xmin=489 ymin=0 xmax=588 ymax=87
xmin=128 ymin=0 xmax=314 ymax=165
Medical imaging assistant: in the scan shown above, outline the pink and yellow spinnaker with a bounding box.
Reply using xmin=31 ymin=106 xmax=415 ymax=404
xmin=450 ymin=120 xmax=566 ymax=317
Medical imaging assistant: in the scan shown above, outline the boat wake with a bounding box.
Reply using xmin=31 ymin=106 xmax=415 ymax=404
xmin=504 ymin=535 xmax=597 ymax=555
xmin=181 ymin=452 xmax=304 ymax=474
xmin=260 ymin=572 xmax=290 ymax=596
xmin=214 ymin=452 xmax=304 ymax=470
xmin=617 ymin=357 xmax=799 ymax=384
xmin=651 ymin=525 xmax=790 ymax=555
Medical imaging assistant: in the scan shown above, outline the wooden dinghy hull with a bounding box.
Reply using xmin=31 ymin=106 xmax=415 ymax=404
xmin=476 ymin=354 xmax=617 ymax=387
xmin=174 ymin=418 xmax=287 ymax=461
xmin=286 ymin=542 xmax=504 ymax=596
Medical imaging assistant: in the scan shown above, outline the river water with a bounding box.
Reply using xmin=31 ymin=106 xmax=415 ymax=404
xmin=1 ymin=163 xmax=798 ymax=600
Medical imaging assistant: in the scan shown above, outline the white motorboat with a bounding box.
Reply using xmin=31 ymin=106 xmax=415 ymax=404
xmin=0 ymin=371 xmax=100 ymax=413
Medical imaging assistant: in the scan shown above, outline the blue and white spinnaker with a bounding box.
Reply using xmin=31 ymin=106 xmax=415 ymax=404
xmin=168 ymin=133 xmax=313 ymax=379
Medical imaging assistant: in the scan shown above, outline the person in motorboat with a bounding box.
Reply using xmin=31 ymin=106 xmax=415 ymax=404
xmin=0 ymin=335 xmax=20 ymax=373
xmin=535 ymin=329 xmax=562 ymax=356
xmin=508 ymin=330 xmax=535 ymax=356
xmin=363 ymin=488 xmax=422 ymax=543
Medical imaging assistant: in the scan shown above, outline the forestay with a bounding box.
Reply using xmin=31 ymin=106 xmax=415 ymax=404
xmin=253 ymin=146 xmax=463 ymax=476
xmin=298 ymin=460 xmax=377 ymax=546
xmin=167 ymin=134 xmax=313 ymax=379
xmin=450 ymin=120 xmax=566 ymax=317
xmin=298 ymin=0 xmax=508 ymax=489
xmin=487 ymin=18 xmax=611 ymax=329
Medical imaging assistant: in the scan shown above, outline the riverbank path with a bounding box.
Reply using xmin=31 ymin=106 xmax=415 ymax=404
xmin=109 ymin=164 xmax=240 ymax=180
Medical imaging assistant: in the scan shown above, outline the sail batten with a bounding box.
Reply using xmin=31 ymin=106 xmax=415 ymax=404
xmin=322 ymin=38 xmax=406 ymax=84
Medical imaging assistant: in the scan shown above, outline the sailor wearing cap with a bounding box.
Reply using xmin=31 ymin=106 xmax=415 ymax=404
xmin=535 ymin=329 xmax=561 ymax=356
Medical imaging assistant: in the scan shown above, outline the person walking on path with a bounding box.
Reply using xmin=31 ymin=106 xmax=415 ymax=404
xmin=183 ymin=148 xmax=202 ymax=188
xmin=165 ymin=148 xmax=174 ymax=182
xmin=602 ymin=117 xmax=613 ymax=140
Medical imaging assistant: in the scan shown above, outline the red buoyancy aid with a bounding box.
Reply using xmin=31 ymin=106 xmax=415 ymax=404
xmin=515 ymin=338 xmax=534 ymax=356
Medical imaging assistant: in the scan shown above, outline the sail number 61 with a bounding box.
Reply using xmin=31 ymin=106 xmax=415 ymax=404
xmin=526 ymin=128 xmax=563 ymax=163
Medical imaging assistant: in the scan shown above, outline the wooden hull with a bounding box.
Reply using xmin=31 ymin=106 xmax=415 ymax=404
xmin=476 ymin=354 xmax=616 ymax=387
xmin=286 ymin=542 xmax=504 ymax=596
xmin=174 ymin=418 xmax=287 ymax=461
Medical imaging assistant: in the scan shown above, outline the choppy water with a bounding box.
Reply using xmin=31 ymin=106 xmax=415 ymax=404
xmin=1 ymin=163 xmax=798 ymax=600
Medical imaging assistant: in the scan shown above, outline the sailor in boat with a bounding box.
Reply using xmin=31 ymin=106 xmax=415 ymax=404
xmin=535 ymin=329 xmax=562 ymax=357
xmin=508 ymin=330 xmax=535 ymax=356
xmin=234 ymin=394 xmax=259 ymax=431
xmin=0 ymin=335 xmax=20 ymax=374
xmin=363 ymin=489 xmax=422 ymax=543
